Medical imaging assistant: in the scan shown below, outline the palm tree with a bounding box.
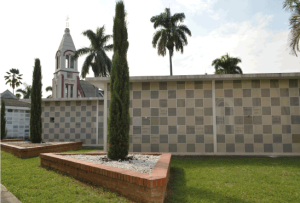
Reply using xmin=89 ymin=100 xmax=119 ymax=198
xmin=283 ymin=0 xmax=300 ymax=56
xmin=212 ymin=53 xmax=243 ymax=74
xmin=45 ymin=86 xmax=52 ymax=98
xmin=150 ymin=8 xmax=191 ymax=76
xmin=73 ymin=26 xmax=113 ymax=78
xmin=16 ymin=83 xmax=32 ymax=99
xmin=4 ymin=68 xmax=23 ymax=94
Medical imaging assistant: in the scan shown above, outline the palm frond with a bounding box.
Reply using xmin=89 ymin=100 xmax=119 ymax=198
xmin=178 ymin=25 xmax=192 ymax=36
xmin=152 ymin=30 xmax=163 ymax=48
xmin=104 ymin=44 xmax=113 ymax=51
xmin=73 ymin=47 xmax=92 ymax=59
xmin=171 ymin=13 xmax=185 ymax=24
xmin=81 ymin=53 xmax=95 ymax=78
xmin=45 ymin=86 xmax=52 ymax=92
xmin=82 ymin=30 xmax=98 ymax=49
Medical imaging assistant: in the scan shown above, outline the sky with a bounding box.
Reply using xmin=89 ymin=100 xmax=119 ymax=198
xmin=0 ymin=0 xmax=299 ymax=98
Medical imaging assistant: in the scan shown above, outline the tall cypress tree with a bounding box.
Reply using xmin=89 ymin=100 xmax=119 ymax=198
xmin=107 ymin=1 xmax=130 ymax=160
xmin=30 ymin=59 xmax=42 ymax=143
xmin=1 ymin=99 xmax=6 ymax=140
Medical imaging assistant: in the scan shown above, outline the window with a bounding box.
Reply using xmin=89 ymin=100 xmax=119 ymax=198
xmin=70 ymin=57 xmax=74 ymax=69
xmin=8 ymin=109 xmax=13 ymax=112
xmin=56 ymin=56 xmax=60 ymax=69
xmin=65 ymin=84 xmax=69 ymax=98
xmin=70 ymin=85 xmax=73 ymax=98
xmin=65 ymin=55 xmax=69 ymax=68
xmin=50 ymin=118 xmax=55 ymax=123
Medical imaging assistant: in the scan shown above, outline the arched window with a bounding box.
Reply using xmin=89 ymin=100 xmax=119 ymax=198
xmin=56 ymin=56 xmax=60 ymax=69
xmin=65 ymin=55 xmax=70 ymax=68
xmin=70 ymin=57 xmax=74 ymax=69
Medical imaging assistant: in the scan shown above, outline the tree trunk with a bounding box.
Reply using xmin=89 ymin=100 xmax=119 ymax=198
xmin=169 ymin=49 xmax=173 ymax=76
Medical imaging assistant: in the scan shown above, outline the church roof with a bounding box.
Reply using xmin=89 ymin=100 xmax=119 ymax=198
xmin=1 ymin=90 xmax=18 ymax=99
xmin=80 ymin=80 xmax=103 ymax=97
xmin=1 ymin=90 xmax=31 ymax=108
xmin=58 ymin=28 xmax=76 ymax=52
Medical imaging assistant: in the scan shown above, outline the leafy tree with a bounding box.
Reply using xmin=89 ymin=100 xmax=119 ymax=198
xmin=73 ymin=26 xmax=113 ymax=78
xmin=15 ymin=94 xmax=21 ymax=99
xmin=16 ymin=83 xmax=32 ymax=99
xmin=212 ymin=53 xmax=243 ymax=74
xmin=4 ymin=68 xmax=23 ymax=94
xmin=30 ymin=59 xmax=42 ymax=143
xmin=107 ymin=0 xmax=130 ymax=160
xmin=1 ymin=100 xmax=6 ymax=140
xmin=45 ymin=86 xmax=52 ymax=98
xmin=150 ymin=8 xmax=191 ymax=76
xmin=283 ymin=0 xmax=300 ymax=56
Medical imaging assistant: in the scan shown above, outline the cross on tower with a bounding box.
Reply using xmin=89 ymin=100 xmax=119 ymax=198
xmin=66 ymin=15 xmax=69 ymax=28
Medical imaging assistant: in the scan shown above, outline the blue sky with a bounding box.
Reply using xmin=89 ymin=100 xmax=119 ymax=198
xmin=0 ymin=0 xmax=299 ymax=97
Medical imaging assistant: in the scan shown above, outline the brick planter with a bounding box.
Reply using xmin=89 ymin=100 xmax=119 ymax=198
xmin=0 ymin=139 xmax=24 ymax=142
xmin=40 ymin=152 xmax=171 ymax=203
xmin=1 ymin=142 xmax=83 ymax=158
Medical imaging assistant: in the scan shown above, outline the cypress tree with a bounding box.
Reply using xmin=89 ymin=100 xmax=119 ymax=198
xmin=107 ymin=0 xmax=130 ymax=160
xmin=30 ymin=59 xmax=42 ymax=143
xmin=1 ymin=99 xmax=6 ymax=140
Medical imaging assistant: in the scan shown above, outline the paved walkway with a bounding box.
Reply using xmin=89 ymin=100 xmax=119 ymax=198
xmin=1 ymin=184 xmax=21 ymax=203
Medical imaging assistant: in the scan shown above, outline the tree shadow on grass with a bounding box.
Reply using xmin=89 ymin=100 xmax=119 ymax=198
xmin=165 ymin=167 xmax=252 ymax=203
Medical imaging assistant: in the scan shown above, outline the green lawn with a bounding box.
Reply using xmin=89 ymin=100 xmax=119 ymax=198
xmin=1 ymin=150 xmax=300 ymax=203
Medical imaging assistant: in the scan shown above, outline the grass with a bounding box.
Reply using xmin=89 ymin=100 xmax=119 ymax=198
xmin=2 ymin=149 xmax=300 ymax=203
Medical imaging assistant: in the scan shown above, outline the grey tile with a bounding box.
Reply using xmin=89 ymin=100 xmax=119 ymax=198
xmin=195 ymin=116 xmax=204 ymax=125
xmin=70 ymin=128 xmax=75 ymax=133
xmin=245 ymin=144 xmax=254 ymax=152
xmin=252 ymin=98 xmax=261 ymax=106
xmin=273 ymin=134 xmax=282 ymax=143
xmin=142 ymin=82 xmax=150 ymax=90
xmin=280 ymin=88 xmax=289 ymax=97
xmin=243 ymin=89 xmax=251 ymax=97
xmin=159 ymin=99 xmax=167 ymax=107
xmin=226 ymin=144 xmax=235 ymax=152
xmin=168 ymin=108 xmax=176 ymax=116
xmin=244 ymin=125 xmax=253 ymax=134
xmin=281 ymin=106 xmax=291 ymax=115
xmin=86 ymin=111 xmax=91 ymax=117
xmin=55 ymin=101 xmax=60 ymax=106
xmin=216 ymin=98 xmax=224 ymax=107
xmin=217 ymin=134 xmax=225 ymax=143
xmin=44 ymin=123 xmax=49 ymax=128
xmin=55 ymin=112 xmax=60 ymax=117
xmin=244 ymin=116 xmax=253 ymax=124
xmin=216 ymin=116 xmax=224 ymax=124
xmin=291 ymin=115 xmax=300 ymax=124
xmin=235 ymin=134 xmax=244 ymax=143
xmin=234 ymin=98 xmax=242 ymax=106
xmin=204 ymin=108 xmax=212 ymax=116
xmin=205 ymin=144 xmax=214 ymax=152
xmin=133 ymin=108 xmax=141 ymax=117
xmin=290 ymin=97 xmax=299 ymax=106
xmin=177 ymin=81 xmax=185 ymax=89
xmin=151 ymin=126 xmax=159 ymax=134
xmin=87 ymin=101 xmax=92 ymax=106
xmin=50 ymin=107 xmax=55 ymax=112
xmin=75 ymin=134 xmax=80 ymax=139
xmin=76 ymin=112 xmax=81 ymax=117
xmin=160 ymin=117 xmax=168 ymax=125
xmin=75 ymin=123 xmax=80 ymax=128
xmin=264 ymin=144 xmax=273 ymax=152
xmin=92 ymin=117 xmax=97 ymax=122
xmin=133 ymin=144 xmax=141 ymax=152
xmin=186 ymin=108 xmax=195 ymax=116
xmin=225 ymin=107 xmax=234 ymax=116
xmin=205 ymin=125 xmax=213 ymax=134
xmin=92 ymin=106 xmax=97 ymax=111
xmin=81 ymin=106 xmax=86 ymax=111
xmin=233 ymin=80 xmax=242 ymax=89
xmin=177 ymin=117 xmax=186 ymax=125
xmin=262 ymin=107 xmax=271 ymax=115
xmin=44 ymin=134 xmax=49 ymax=139
xmin=261 ymin=89 xmax=270 ymax=97
xmin=99 ymin=100 xmax=104 ymax=105
xmin=86 ymin=134 xmax=91 ymax=139
xmin=235 ymin=116 xmax=244 ymax=125
xmin=272 ymin=116 xmax=281 ymax=125
xmin=253 ymin=116 xmax=262 ymax=125
xmin=215 ymin=80 xmax=223 ymax=89
xmin=151 ymin=117 xmax=159 ymax=125
xmin=45 ymin=102 xmax=50 ymax=106
xmin=151 ymin=91 xmax=159 ymax=99
xmin=270 ymin=79 xmax=279 ymax=88
xmin=59 ymin=128 xmax=64 ymax=133
xmin=251 ymin=80 xmax=260 ymax=88
xmin=196 ymin=99 xmax=204 ymax=107
xmin=142 ymin=135 xmax=150 ymax=143
xmin=177 ymin=99 xmax=185 ymax=107
xmin=81 ymin=117 xmax=86 ymax=122
xmin=196 ymin=135 xmax=204 ymax=143
xmin=224 ymin=90 xmax=233 ymax=98
xmin=168 ymin=90 xmax=176 ymax=99
xmin=283 ymin=144 xmax=292 ymax=153
xmin=159 ymin=82 xmax=167 ymax=90
xmin=151 ymin=108 xmax=159 ymax=116
xmin=142 ymin=100 xmax=150 ymax=108
xmin=254 ymin=134 xmax=263 ymax=143
xmin=45 ymin=112 xmax=50 ymax=117
xmin=187 ymin=144 xmax=195 ymax=152
xmin=169 ymin=144 xmax=177 ymax=152
xmin=151 ymin=144 xmax=159 ymax=152
xmin=186 ymin=126 xmax=195 ymax=134
xmin=160 ymin=135 xmax=168 ymax=143
xmin=55 ymin=123 xmax=59 ymax=128
xmin=60 ymin=117 xmax=65 ymax=122
xmin=226 ymin=125 xmax=234 ymax=134
xmin=271 ymin=97 xmax=280 ymax=106
xmin=195 ymin=81 xmax=203 ymax=89
xmin=76 ymin=101 xmax=81 ymax=106
xmin=292 ymin=134 xmax=300 ymax=143
xmin=204 ymin=90 xmax=212 ymax=98
xmin=133 ymin=91 xmax=141 ymax=99
xmin=263 ymin=125 xmax=272 ymax=134
xmin=178 ymin=135 xmax=186 ymax=143
xmin=169 ymin=126 xmax=177 ymax=134
xmin=71 ymin=106 xmax=76 ymax=111
xmin=289 ymin=79 xmax=298 ymax=88
xmin=186 ymin=90 xmax=194 ymax=98
xmin=81 ymin=128 xmax=86 ymax=133
xmin=282 ymin=125 xmax=291 ymax=134
xmin=133 ymin=126 xmax=141 ymax=134
xmin=60 ymin=106 xmax=65 ymax=112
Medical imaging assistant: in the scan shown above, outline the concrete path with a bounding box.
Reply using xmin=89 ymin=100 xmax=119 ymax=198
xmin=1 ymin=184 xmax=21 ymax=203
